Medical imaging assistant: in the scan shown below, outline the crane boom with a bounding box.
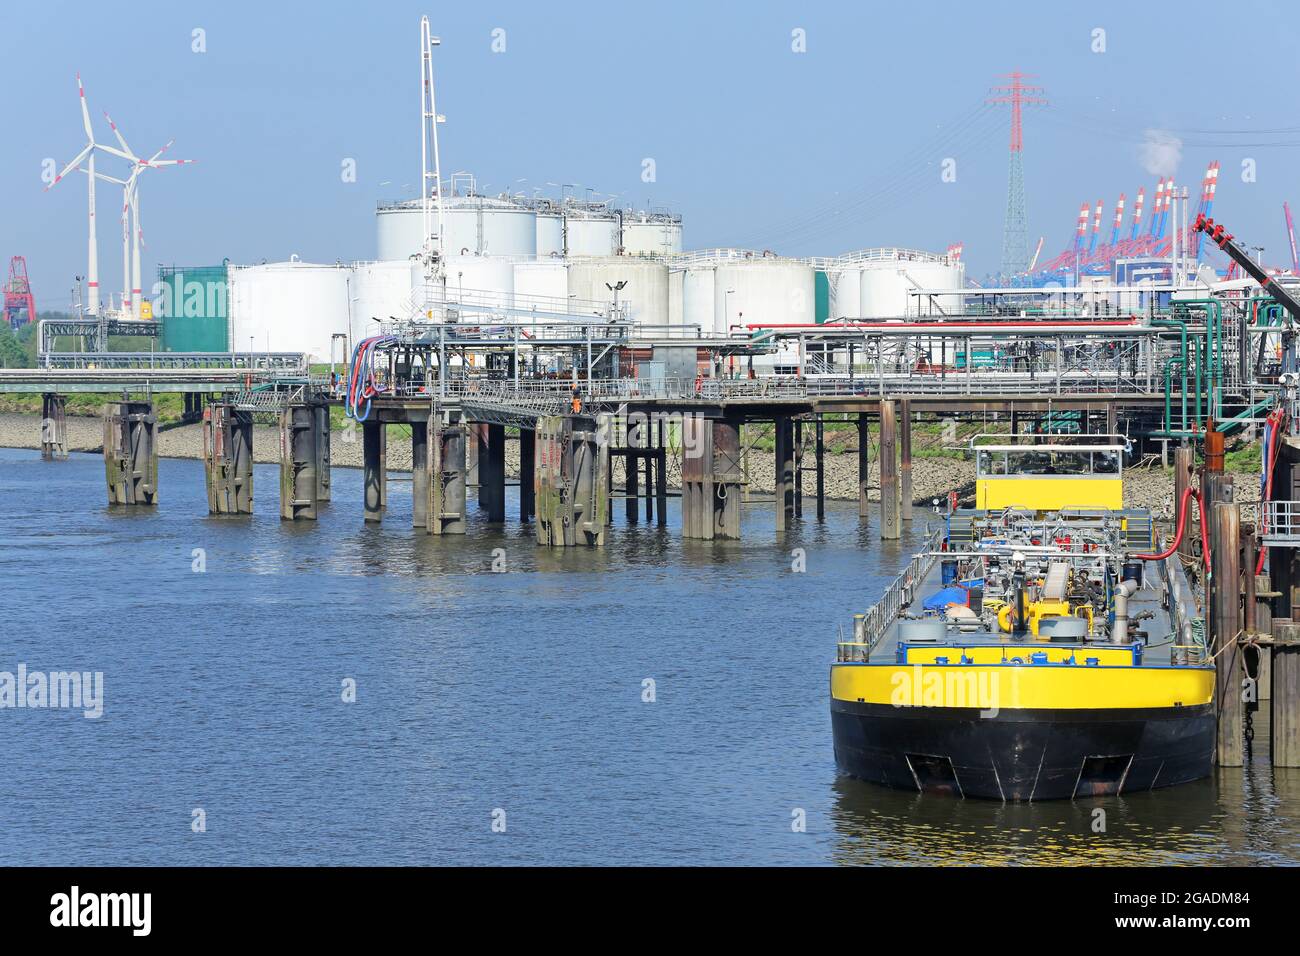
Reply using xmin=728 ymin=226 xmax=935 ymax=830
xmin=1194 ymin=214 xmax=1300 ymax=321
xmin=1286 ymin=202 xmax=1299 ymax=275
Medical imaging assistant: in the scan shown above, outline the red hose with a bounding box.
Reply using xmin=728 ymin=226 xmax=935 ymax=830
xmin=1135 ymin=485 xmax=1212 ymax=576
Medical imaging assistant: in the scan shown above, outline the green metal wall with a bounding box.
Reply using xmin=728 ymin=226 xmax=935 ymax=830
xmin=157 ymin=265 xmax=229 ymax=352
xmin=815 ymin=270 xmax=829 ymax=324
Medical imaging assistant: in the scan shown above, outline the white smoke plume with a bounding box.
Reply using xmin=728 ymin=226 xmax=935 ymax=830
xmin=1139 ymin=129 xmax=1183 ymax=177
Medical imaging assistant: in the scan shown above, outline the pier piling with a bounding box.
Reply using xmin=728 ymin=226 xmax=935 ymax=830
xmin=278 ymin=402 xmax=320 ymax=521
xmin=411 ymin=415 xmax=429 ymax=529
xmin=1272 ymin=631 xmax=1300 ymax=766
xmin=900 ymin=400 xmax=913 ymax=522
xmin=363 ymin=420 xmax=383 ymax=523
xmin=314 ymin=404 xmax=331 ymax=503
xmin=535 ymin=414 xmax=609 ymax=547
xmin=428 ymin=412 xmax=467 ymax=535
xmin=857 ymin=413 xmax=870 ymax=519
xmin=775 ymin=416 xmax=795 ymax=532
xmin=682 ymin=415 xmax=742 ymax=540
xmin=203 ymin=402 xmax=253 ymax=514
xmin=654 ymin=418 xmax=667 ymax=528
xmin=1174 ymin=444 xmax=1194 ymax=560
xmin=520 ymin=427 xmax=535 ymax=522
xmin=1210 ymin=497 xmax=1243 ymax=767
xmin=481 ymin=423 xmax=506 ymax=523
xmin=880 ymin=400 xmax=900 ymax=540
xmin=102 ymin=401 xmax=158 ymax=506
xmin=40 ymin=393 xmax=68 ymax=460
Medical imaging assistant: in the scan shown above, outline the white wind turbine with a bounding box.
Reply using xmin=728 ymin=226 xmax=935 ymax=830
xmin=101 ymin=111 xmax=195 ymax=319
xmin=45 ymin=74 xmax=131 ymax=317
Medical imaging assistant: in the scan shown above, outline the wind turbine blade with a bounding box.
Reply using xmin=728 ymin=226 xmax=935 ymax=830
xmin=102 ymin=109 xmax=135 ymax=159
xmin=94 ymin=143 xmax=135 ymax=163
xmin=77 ymin=73 xmax=94 ymax=140
xmin=146 ymin=140 xmax=175 ymax=164
xmin=46 ymin=144 xmax=94 ymax=190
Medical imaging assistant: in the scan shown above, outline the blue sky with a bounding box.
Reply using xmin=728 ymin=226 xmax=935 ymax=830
xmin=3 ymin=0 xmax=1300 ymax=309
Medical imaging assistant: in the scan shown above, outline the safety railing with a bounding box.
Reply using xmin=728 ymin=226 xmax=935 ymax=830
xmin=1262 ymin=500 xmax=1300 ymax=545
xmin=839 ymin=526 xmax=944 ymax=661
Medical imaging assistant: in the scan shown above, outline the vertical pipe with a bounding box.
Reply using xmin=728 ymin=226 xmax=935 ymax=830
xmin=655 ymin=418 xmax=667 ymax=528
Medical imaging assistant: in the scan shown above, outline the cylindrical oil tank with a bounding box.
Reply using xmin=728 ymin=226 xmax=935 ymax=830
xmin=621 ymin=212 xmax=683 ymax=256
xmin=228 ymin=259 xmax=351 ymax=363
xmin=668 ymin=269 xmax=684 ymax=332
xmin=421 ymin=255 xmax=517 ymax=313
xmin=376 ymin=195 xmax=537 ymax=260
xmin=713 ymin=258 xmax=816 ymax=334
xmin=681 ymin=265 xmax=716 ymax=336
xmin=832 ymin=267 xmax=861 ymax=320
xmin=349 ymin=260 xmax=414 ymax=345
xmin=535 ymin=205 xmax=565 ymax=258
xmin=513 ymin=260 xmax=568 ymax=311
xmin=858 ymin=255 xmax=964 ymax=318
xmin=563 ymin=206 xmax=620 ymax=257
xmin=567 ymin=257 xmax=670 ymax=331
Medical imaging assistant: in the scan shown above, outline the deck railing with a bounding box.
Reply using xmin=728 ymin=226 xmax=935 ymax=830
xmin=839 ymin=526 xmax=944 ymax=662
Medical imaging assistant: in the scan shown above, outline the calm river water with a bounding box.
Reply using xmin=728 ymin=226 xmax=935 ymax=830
xmin=1 ymin=448 xmax=1297 ymax=865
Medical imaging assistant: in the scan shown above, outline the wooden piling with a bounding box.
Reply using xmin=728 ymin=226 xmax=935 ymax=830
xmin=1272 ymin=628 xmax=1300 ymax=767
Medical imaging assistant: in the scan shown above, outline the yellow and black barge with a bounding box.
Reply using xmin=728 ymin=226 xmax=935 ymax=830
xmin=832 ymin=435 xmax=1215 ymax=800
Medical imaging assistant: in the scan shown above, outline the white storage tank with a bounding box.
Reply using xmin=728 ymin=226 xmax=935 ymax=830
xmin=567 ymin=257 xmax=670 ymax=331
xmin=713 ymin=257 xmax=815 ymax=334
xmin=855 ymin=251 xmax=964 ymax=318
xmin=228 ymin=259 xmax=351 ymax=362
xmin=376 ymin=195 xmax=537 ymax=260
xmin=422 ymin=255 xmax=517 ymax=315
xmin=563 ymin=205 xmax=620 ymax=257
xmin=621 ymin=211 xmax=683 ymax=256
xmin=681 ymin=265 xmax=716 ymax=337
xmin=534 ymin=202 xmax=565 ymax=258
xmin=668 ymin=269 xmax=684 ymax=332
xmin=349 ymin=260 xmax=413 ymax=346
xmin=513 ymin=260 xmax=568 ymax=312
xmin=832 ymin=267 xmax=862 ymax=320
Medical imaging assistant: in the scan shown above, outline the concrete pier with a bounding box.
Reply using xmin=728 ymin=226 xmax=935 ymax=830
xmin=428 ymin=413 xmax=467 ymax=535
xmin=775 ymin=416 xmax=795 ymax=532
xmin=203 ymin=402 xmax=253 ymax=514
xmin=40 ymin=393 xmax=68 ymax=461
xmin=103 ymin=401 xmax=158 ymax=506
xmin=278 ymin=402 xmax=321 ymax=521
xmin=682 ymin=415 xmax=742 ymax=540
xmin=535 ymin=414 xmax=609 ymax=547
xmin=879 ymin=400 xmax=900 ymax=539
xmin=363 ymin=420 xmax=383 ymax=523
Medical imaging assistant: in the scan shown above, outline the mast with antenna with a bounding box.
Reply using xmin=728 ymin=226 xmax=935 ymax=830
xmin=420 ymin=16 xmax=446 ymax=286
